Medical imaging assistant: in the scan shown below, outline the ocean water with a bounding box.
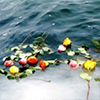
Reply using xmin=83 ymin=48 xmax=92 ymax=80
xmin=0 ymin=0 xmax=100 ymax=100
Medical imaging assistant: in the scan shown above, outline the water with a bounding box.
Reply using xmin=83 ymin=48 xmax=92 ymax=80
xmin=0 ymin=0 xmax=100 ymax=100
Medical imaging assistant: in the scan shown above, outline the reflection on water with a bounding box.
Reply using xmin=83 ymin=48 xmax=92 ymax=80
xmin=0 ymin=64 xmax=100 ymax=100
xmin=0 ymin=0 xmax=100 ymax=100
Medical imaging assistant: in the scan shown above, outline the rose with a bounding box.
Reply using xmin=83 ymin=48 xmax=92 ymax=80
xmin=58 ymin=45 xmax=66 ymax=52
xmin=83 ymin=60 xmax=97 ymax=70
xmin=19 ymin=58 xmax=27 ymax=66
xmin=39 ymin=60 xmax=49 ymax=69
xmin=27 ymin=56 xmax=38 ymax=65
xmin=9 ymin=66 xmax=19 ymax=74
xmin=63 ymin=37 xmax=72 ymax=46
xmin=4 ymin=60 xmax=14 ymax=67
xmin=69 ymin=60 xmax=79 ymax=69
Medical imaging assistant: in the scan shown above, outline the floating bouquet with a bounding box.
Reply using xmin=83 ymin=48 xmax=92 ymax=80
xmin=0 ymin=32 xmax=100 ymax=100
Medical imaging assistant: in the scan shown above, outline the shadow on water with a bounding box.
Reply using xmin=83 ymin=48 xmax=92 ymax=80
xmin=0 ymin=0 xmax=100 ymax=100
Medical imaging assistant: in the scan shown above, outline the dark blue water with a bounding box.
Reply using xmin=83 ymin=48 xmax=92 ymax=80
xmin=0 ymin=0 xmax=100 ymax=100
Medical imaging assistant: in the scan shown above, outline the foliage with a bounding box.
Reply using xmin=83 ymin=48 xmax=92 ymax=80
xmin=0 ymin=32 xmax=100 ymax=82
xmin=94 ymin=78 xmax=100 ymax=82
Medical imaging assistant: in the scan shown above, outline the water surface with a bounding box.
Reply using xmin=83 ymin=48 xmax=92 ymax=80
xmin=0 ymin=0 xmax=100 ymax=100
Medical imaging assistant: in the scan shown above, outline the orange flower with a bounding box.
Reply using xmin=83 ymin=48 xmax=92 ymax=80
xmin=83 ymin=60 xmax=97 ymax=70
xmin=63 ymin=37 xmax=72 ymax=46
xmin=27 ymin=56 xmax=38 ymax=65
xmin=39 ymin=60 xmax=49 ymax=69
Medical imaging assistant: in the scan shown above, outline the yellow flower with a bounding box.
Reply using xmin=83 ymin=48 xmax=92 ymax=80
xmin=83 ymin=60 xmax=97 ymax=70
xmin=9 ymin=66 xmax=19 ymax=74
xmin=63 ymin=37 xmax=72 ymax=46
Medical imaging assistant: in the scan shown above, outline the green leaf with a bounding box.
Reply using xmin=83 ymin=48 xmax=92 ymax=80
xmin=34 ymin=67 xmax=42 ymax=70
xmin=48 ymin=49 xmax=54 ymax=54
xmin=77 ymin=59 xmax=85 ymax=65
xmin=25 ymin=53 xmax=32 ymax=57
xmin=2 ymin=56 xmax=11 ymax=61
xmin=40 ymin=43 xmax=48 ymax=47
xmin=0 ymin=68 xmax=5 ymax=73
xmin=42 ymin=47 xmax=50 ymax=51
xmin=47 ymin=60 xmax=55 ymax=64
xmin=80 ymin=73 xmax=92 ymax=81
xmin=19 ymin=73 xmax=27 ymax=79
xmin=29 ymin=44 xmax=34 ymax=48
xmin=97 ymin=61 xmax=100 ymax=66
xmin=22 ymin=45 xmax=28 ymax=49
xmin=11 ymin=46 xmax=20 ymax=51
xmin=78 ymin=48 xmax=87 ymax=54
xmin=14 ymin=50 xmax=23 ymax=55
xmin=94 ymin=78 xmax=100 ymax=81
xmin=39 ymin=49 xmax=44 ymax=55
xmin=0 ymin=68 xmax=8 ymax=75
xmin=66 ymin=50 xmax=75 ymax=56
xmin=54 ymin=59 xmax=61 ymax=65
xmin=82 ymin=45 xmax=89 ymax=51
xmin=63 ymin=60 xmax=68 ymax=64
xmin=92 ymin=39 xmax=100 ymax=48
xmin=32 ymin=49 xmax=39 ymax=54
xmin=10 ymin=55 xmax=17 ymax=60
xmin=25 ymin=69 xmax=33 ymax=75
xmin=7 ymin=75 xmax=15 ymax=80
xmin=19 ymin=53 xmax=26 ymax=58
xmin=33 ymin=37 xmax=44 ymax=44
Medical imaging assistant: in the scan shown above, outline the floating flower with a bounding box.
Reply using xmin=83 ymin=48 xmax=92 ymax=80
xmin=4 ymin=60 xmax=14 ymax=67
xmin=9 ymin=66 xmax=19 ymax=74
xmin=19 ymin=58 xmax=27 ymax=66
xmin=27 ymin=56 xmax=38 ymax=65
xmin=39 ymin=60 xmax=49 ymax=69
xmin=69 ymin=60 xmax=79 ymax=69
xmin=83 ymin=60 xmax=97 ymax=70
xmin=63 ymin=37 xmax=72 ymax=46
xmin=58 ymin=45 xmax=66 ymax=52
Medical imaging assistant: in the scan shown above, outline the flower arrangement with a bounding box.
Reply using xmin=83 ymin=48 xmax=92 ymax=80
xmin=0 ymin=32 xmax=100 ymax=100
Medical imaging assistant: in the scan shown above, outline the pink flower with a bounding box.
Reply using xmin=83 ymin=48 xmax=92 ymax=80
xmin=69 ymin=60 xmax=79 ymax=69
xmin=58 ymin=45 xmax=66 ymax=52
xmin=4 ymin=60 xmax=14 ymax=67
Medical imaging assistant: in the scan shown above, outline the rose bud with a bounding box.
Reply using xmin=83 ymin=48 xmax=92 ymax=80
xmin=39 ymin=60 xmax=49 ymax=69
xmin=27 ymin=56 xmax=38 ymax=66
xmin=4 ymin=60 xmax=14 ymax=67
xmin=63 ymin=37 xmax=72 ymax=46
xmin=9 ymin=66 xmax=19 ymax=74
xmin=69 ymin=59 xmax=79 ymax=69
xmin=58 ymin=45 xmax=66 ymax=52
xmin=19 ymin=58 xmax=27 ymax=66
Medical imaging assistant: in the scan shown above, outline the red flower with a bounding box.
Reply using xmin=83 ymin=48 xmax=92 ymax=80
xmin=27 ymin=56 xmax=38 ymax=65
xmin=19 ymin=58 xmax=27 ymax=66
xmin=4 ymin=60 xmax=14 ymax=67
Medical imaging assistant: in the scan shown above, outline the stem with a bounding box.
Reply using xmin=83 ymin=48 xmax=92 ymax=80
xmin=42 ymin=31 xmax=46 ymax=37
xmin=32 ymin=77 xmax=51 ymax=82
xmin=43 ymin=33 xmax=49 ymax=42
xmin=19 ymin=33 xmax=32 ymax=49
xmin=86 ymin=81 xmax=90 ymax=100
